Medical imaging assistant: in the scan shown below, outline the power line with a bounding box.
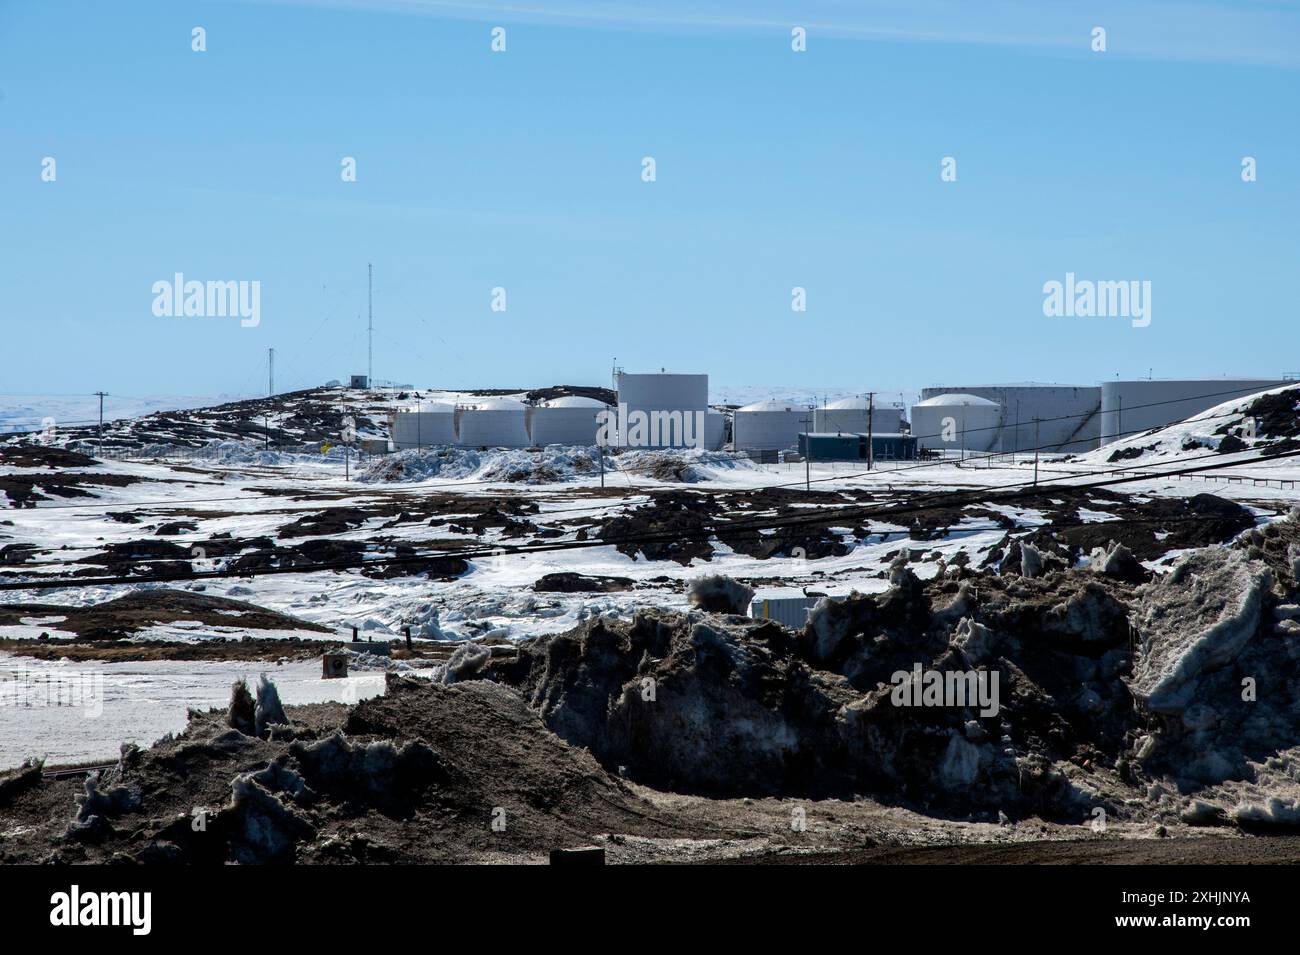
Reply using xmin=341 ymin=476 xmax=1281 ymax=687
xmin=0 ymin=379 xmax=1288 ymax=534
xmin=0 ymin=402 xmax=1281 ymax=530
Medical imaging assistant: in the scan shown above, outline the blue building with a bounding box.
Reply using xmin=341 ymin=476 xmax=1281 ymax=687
xmin=798 ymin=432 xmax=917 ymax=462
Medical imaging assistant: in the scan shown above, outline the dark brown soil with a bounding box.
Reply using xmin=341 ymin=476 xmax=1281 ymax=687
xmin=0 ymin=678 xmax=710 ymax=864
xmin=0 ymin=636 xmax=325 ymax=663
xmin=732 ymin=835 xmax=1300 ymax=865
xmin=1013 ymin=490 xmax=1257 ymax=562
xmin=533 ymin=572 xmax=634 ymax=593
xmin=0 ymin=446 xmax=97 ymax=469
xmin=0 ymin=589 xmax=330 ymax=641
xmin=0 ymin=471 xmax=140 ymax=507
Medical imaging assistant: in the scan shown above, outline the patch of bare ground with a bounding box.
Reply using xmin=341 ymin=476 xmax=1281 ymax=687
xmin=0 ymin=589 xmax=330 ymax=642
xmin=0 ymin=636 xmax=325 ymax=663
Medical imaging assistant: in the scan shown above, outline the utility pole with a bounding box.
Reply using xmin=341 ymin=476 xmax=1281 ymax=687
xmin=1033 ymin=418 xmax=1040 ymax=487
xmin=1117 ymin=396 xmax=1123 ymax=442
xmin=1014 ymin=399 xmax=1021 ymax=464
xmin=866 ymin=392 xmax=875 ymax=471
xmin=268 ymin=347 xmax=274 ymax=396
xmin=93 ymin=391 xmax=108 ymax=455
xmin=367 ymin=263 xmax=373 ymax=387
xmin=599 ymin=442 xmax=605 ymax=488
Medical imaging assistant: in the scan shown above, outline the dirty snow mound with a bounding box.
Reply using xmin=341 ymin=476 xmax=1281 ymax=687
xmin=1130 ymin=549 xmax=1270 ymax=715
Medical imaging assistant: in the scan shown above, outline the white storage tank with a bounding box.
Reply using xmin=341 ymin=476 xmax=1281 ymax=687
xmin=920 ymin=383 xmax=1102 ymax=453
xmin=391 ymin=404 xmax=455 ymax=449
xmin=613 ymin=371 xmax=709 ymax=448
xmin=456 ymin=397 xmax=530 ymax=448
xmin=733 ymin=400 xmax=810 ymax=451
xmin=813 ymin=397 xmax=902 ymax=435
xmin=528 ymin=395 xmax=608 ymax=446
xmin=1099 ymin=378 xmax=1287 ymax=444
xmin=705 ymin=411 xmax=727 ymax=451
xmin=911 ymin=393 xmax=1000 ymax=454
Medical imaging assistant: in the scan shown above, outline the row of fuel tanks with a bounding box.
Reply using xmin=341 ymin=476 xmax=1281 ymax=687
xmin=388 ymin=374 xmax=1290 ymax=454
xmin=390 ymin=395 xmax=728 ymax=450
xmin=734 ymin=377 xmax=1290 ymax=455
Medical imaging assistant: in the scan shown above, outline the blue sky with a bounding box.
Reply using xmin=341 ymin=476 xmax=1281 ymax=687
xmin=2 ymin=0 xmax=1297 ymax=400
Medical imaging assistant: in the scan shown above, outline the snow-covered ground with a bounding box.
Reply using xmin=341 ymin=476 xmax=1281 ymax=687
xmin=2 ymin=443 xmax=1293 ymax=637
xmin=0 ymin=656 xmax=385 ymax=767
xmin=4 ymin=385 xmax=1300 ymax=769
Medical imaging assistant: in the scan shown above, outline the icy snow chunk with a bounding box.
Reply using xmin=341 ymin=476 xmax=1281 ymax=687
xmin=1129 ymin=549 xmax=1270 ymax=715
xmin=1181 ymin=800 xmax=1227 ymax=826
xmin=254 ymin=674 xmax=289 ymax=736
xmin=686 ymin=575 xmax=754 ymax=616
xmin=409 ymin=604 xmax=449 ymax=639
xmin=434 ymin=642 xmax=492 ymax=684
xmin=1089 ymin=540 xmax=1147 ymax=582
xmin=1232 ymin=797 xmax=1300 ymax=829
xmin=932 ymin=583 xmax=974 ymax=627
xmin=951 ymin=616 xmax=996 ymax=665
xmin=938 ymin=733 xmax=982 ymax=788
xmin=1019 ymin=541 xmax=1043 ymax=579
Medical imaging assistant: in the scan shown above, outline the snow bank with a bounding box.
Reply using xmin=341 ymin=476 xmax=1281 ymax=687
xmin=358 ymin=446 xmax=600 ymax=485
xmin=613 ymin=448 xmax=762 ymax=482
xmin=356 ymin=446 xmax=762 ymax=485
